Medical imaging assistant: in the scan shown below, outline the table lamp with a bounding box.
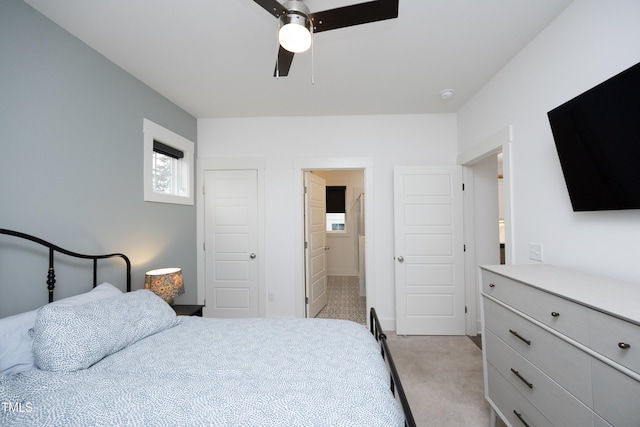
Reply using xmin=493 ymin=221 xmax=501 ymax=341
xmin=144 ymin=267 xmax=184 ymax=305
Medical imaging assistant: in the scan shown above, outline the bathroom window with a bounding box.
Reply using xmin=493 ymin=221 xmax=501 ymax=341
xmin=326 ymin=186 xmax=346 ymax=232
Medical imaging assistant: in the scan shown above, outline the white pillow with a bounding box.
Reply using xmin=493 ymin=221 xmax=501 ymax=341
xmin=0 ymin=282 xmax=123 ymax=377
xmin=0 ymin=310 xmax=38 ymax=377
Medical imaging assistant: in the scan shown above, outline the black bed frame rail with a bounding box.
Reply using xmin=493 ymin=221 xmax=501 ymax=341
xmin=370 ymin=307 xmax=417 ymax=427
xmin=0 ymin=229 xmax=131 ymax=301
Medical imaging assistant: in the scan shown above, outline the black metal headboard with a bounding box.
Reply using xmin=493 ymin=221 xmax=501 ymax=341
xmin=0 ymin=229 xmax=131 ymax=302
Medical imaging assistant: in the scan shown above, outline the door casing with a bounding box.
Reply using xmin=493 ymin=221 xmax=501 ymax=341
xmin=458 ymin=126 xmax=514 ymax=335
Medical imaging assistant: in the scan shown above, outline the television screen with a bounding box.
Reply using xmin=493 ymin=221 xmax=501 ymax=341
xmin=547 ymin=61 xmax=640 ymax=211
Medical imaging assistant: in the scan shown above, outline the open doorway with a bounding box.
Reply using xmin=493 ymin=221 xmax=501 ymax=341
xmin=293 ymin=157 xmax=375 ymax=325
xmin=460 ymin=125 xmax=513 ymax=335
xmin=310 ymin=169 xmax=366 ymax=324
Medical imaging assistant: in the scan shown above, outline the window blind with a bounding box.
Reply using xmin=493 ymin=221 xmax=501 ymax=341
xmin=326 ymin=186 xmax=346 ymax=213
xmin=153 ymin=140 xmax=184 ymax=159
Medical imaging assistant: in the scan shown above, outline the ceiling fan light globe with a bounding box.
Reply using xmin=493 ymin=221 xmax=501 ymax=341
xmin=279 ymin=24 xmax=311 ymax=52
xmin=279 ymin=17 xmax=311 ymax=53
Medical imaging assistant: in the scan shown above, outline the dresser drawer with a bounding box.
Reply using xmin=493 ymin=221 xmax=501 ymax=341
xmin=482 ymin=270 xmax=589 ymax=344
xmin=592 ymin=358 xmax=640 ymax=427
xmin=483 ymin=297 xmax=593 ymax=406
xmin=589 ymin=309 xmax=640 ymax=374
xmin=485 ymin=330 xmax=594 ymax=427
xmin=486 ymin=363 xmax=554 ymax=427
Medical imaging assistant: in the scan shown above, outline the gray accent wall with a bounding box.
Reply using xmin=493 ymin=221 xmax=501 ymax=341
xmin=0 ymin=0 xmax=197 ymax=316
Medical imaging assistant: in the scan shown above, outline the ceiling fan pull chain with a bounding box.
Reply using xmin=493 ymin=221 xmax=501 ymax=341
xmin=311 ymin=25 xmax=315 ymax=84
xmin=275 ymin=22 xmax=280 ymax=79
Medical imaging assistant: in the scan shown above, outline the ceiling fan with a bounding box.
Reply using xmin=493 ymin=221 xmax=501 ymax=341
xmin=253 ymin=0 xmax=399 ymax=77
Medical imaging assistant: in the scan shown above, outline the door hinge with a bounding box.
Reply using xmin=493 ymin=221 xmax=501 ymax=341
xmin=462 ymin=183 xmax=465 ymax=191
xmin=465 ymin=305 xmax=468 ymax=314
xmin=203 ymin=242 xmax=206 ymax=251
xmin=304 ymin=186 xmax=308 ymax=194
xmin=463 ymin=244 xmax=466 ymax=252
xmin=202 ymin=185 xmax=205 ymax=195
xmin=305 ymin=297 xmax=309 ymax=304
xmin=304 ymin=241 xmax=308 ymax=249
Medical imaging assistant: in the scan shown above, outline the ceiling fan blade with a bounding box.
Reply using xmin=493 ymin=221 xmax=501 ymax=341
xmin=310 ymin=0 xmax=398 ymax=34
xmin=273 ymin=46 xmax=295 ymax=77
xmin=253 ymin=0 xmax=287 ymax=18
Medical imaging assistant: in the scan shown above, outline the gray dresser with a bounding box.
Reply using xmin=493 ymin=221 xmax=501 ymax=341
xmin=480 ymin=264 xmax=640 ymax=427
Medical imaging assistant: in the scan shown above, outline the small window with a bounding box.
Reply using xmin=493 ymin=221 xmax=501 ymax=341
xmin=143 ymin=119 xmax=194 ymax=205
xmin=152 ymin=141 xmax=185 ymax=196
xmin=326 ymin=186 xmax=346 ymax=232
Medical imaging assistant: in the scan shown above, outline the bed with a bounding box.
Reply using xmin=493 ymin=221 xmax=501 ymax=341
xmin=0 ymin=229 xmax=415 ymax=426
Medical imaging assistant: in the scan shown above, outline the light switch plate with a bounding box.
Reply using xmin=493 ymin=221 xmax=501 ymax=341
xmin=529 ymin=243 xmax=543 ymax=262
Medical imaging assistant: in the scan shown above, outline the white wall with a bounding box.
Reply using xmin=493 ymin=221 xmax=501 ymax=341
xmin=198 ymin=114 xmax=457 ymax=320
xmin=458 ymin=0 xmax=640 ymax=283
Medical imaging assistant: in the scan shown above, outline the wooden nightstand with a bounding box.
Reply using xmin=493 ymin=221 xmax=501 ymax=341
xmin=172 ymin=304 xmax=204 ymax=317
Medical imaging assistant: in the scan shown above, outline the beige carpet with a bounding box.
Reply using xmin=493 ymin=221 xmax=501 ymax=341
xmin=387 ymin=333 xmax=507 ymax=427
xmin=316 ymin=276 xmax=505 ymax=426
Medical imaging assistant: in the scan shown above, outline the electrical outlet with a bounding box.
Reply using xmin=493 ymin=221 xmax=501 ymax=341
xmin=268 ymin=291 xmax=275 ymax=302
xmin=529 ymin=243 xmax=543 ymax=262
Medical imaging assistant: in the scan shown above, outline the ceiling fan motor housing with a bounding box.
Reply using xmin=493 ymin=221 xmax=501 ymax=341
xmin=280 ymin=0 xmax=311 ymax=29
xmin=282 ymin=0 xmax=310 ymax=17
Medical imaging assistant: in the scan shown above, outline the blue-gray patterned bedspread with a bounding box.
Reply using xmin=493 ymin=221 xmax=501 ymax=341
xmin=2 ymin=316 xmax=404 ymax=426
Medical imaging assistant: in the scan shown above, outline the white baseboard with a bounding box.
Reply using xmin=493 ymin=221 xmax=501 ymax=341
xmin=378 ymin=317 xmax=396 ymax=332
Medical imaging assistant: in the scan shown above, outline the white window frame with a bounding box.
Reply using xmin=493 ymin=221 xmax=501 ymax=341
xmin=143 ymin=118 xmax=195 ymax=205
xmin=326 ymin=213 xmax=347 ymax=233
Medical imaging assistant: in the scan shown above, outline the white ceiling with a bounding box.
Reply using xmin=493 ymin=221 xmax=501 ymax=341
xmin=23 ymin=0 xmax=573 ymax=119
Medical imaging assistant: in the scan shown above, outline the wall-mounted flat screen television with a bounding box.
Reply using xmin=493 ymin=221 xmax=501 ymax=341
xmin=547 ymin=61 xmax=640 ymax=211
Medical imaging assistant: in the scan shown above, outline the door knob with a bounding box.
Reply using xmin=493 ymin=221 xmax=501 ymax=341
xmin=250 ymin=253 xmax=257 ymax=259
xmin=397 ymin=256 xmax=404 ymax=263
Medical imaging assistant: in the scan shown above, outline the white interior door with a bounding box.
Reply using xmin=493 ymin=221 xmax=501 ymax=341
xmin=203 ymin=170 xmax=259 ymax=318
xmin=394 ymin=166 xmax=465 ymax=335
xmin=304 ymin=171 xmax=328 ymax=318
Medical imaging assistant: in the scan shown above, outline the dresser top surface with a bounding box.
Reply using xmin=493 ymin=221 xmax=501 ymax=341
xmin=480 ymin=264 xmax=640 ymax=325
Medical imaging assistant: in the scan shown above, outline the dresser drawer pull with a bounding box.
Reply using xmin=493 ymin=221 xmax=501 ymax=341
xmin=509 ymin=329 xmax=532 ymax=346
xmin=510 ymin=368 xmax=533 ymax=389
xmin=618 ymin=342 xmax=631 ymax=349
xmin=513 ymin=410 xmax=531 ymax=427
xmin=489 ymin=283 xmax=496 ymax=288
xmin=551 ymin=311 xmax=560 ymax=317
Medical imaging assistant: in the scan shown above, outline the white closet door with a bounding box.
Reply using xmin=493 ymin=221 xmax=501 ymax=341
xmin=204 ymin=170 xmax=259 ymax=318
xmin=394 ymin=166 xmax=465 ymax=335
